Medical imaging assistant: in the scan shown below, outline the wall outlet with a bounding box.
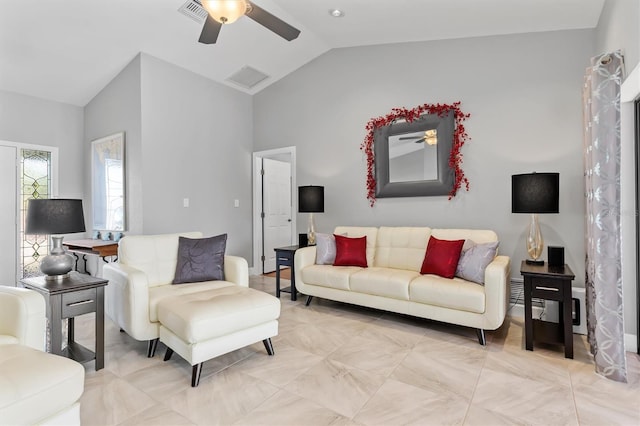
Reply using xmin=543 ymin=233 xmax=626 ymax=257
xmin=234 ymin=199 xmax=239 ymax=208
xmin=183 ymin=198 xmax=189 ymax=208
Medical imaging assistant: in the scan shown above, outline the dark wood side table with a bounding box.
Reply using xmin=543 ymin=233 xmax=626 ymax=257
xmin=21 ymin=272 xmax=108 ymax=370
xmin=274 ymin=245 xmax=299 ymax=301
xmin=520 ymin=261 xmax=575 ymax=358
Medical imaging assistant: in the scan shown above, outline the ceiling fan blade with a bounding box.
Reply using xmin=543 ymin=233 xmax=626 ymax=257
xmin=199 ymin=14 xmax=222 ymax=44
xmin=398 ymin=136 xmax=421 ymax=140
xmin=245 ymin=1 xmax=301 ymax=41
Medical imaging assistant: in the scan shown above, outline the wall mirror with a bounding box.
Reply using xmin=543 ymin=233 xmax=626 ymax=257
xmin=374 ymin=111 xmax=454 ymax=198
xmin=92 ymin=132 xmax=126 ymax=231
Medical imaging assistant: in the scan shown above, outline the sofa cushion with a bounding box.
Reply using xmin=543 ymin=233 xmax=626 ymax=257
xmin=148 ymin=281 xmax=236 ymax=322
xmin=350 ymin=267 xmax=418 ymax=300
xmin=173 ymin=234 xmax=227 ymax=284
xmin=420 ymin=237 xmax=465 ymax=278
xmin=334 ymin=227 xmax=378 ymax=267
xmin=431 ymin=229 xmax=499 ymax=245
xmin=409 ymin=275 xmax=486 ymax=313
xmin=375 ymin=227 xmax=431 ymax=272
xmin=334 ymin=235 xmax=368 ymax=267
xmin=456 ymin=241 xmax=499 ymax=284
xmin=301 ymin=264 xmax=361 ymax=291
xmin=118 ymin=232 xmax=203 ymax=287
xmin=0 ymin=344 xmax=84 ymax=425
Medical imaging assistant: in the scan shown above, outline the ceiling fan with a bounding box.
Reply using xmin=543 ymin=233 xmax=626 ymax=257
xmin=196 ymin=0 xmax=301 ymax=44
xmin=399 ymin=129 xmax=438 ymax=145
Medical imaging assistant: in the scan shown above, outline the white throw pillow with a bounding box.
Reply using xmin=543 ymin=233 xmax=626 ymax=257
xmin=315 ymin=233 xmax=337 ymax=265
xmin=455 ymin=241 xmax=499 ymax=285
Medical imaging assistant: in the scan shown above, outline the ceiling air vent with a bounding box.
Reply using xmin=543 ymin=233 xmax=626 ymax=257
xmin=178 ymin=0 xmax=207 ymax=24
xmin=227 ymin=66 xmax=269 ymax=89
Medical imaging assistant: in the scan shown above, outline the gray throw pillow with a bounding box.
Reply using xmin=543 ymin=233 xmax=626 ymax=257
xmin=455 ymin=241 xmax=499 ymax=285
xmin=173 ymin=234 xmax=227 ymax=284
xmin=315 ymin=233 xmax=337 ymax=265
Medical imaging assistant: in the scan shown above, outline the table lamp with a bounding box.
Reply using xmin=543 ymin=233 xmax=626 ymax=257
xmin=298 ymin=185 xmax=324 ymax=246
xmin=512 ymin=173 xmax=559 ymax=265
xmin=25 ymin=199 xmax=86 ymax=280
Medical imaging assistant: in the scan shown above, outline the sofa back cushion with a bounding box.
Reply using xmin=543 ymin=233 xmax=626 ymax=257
xmin=333 ymin=227 xmax=378 ymax=267
xmin=118 ymin=232 xmax=203 ymax=287
xmin=375 ymin=227 xmax=432 ymax=272
xmin=431 ymin=229 xmax=498 ymax=246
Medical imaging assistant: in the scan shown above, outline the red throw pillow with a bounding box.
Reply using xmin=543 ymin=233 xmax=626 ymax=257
xmin=420 ymin=236 xmax=465 ymax=278
xmin=333 ymin=235 xmax=368 ymax=267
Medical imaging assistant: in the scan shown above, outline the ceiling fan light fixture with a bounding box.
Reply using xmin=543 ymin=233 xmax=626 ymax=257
xmin=329 ymin=9 xmax=345 ymax=18
xmin=201 ymin=0 xmax=248 ymax=24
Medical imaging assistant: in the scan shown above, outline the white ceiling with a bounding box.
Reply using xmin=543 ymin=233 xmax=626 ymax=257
xmin=0 ymin=0 xmax=605 ymax=107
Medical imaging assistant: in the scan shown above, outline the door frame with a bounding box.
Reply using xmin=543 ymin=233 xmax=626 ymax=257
xmin=251 ymin=146 xmax=296 ymax=276
xmin=0 ymin=140 xmax=59 ymax=285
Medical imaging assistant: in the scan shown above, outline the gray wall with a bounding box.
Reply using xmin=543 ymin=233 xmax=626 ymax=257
xmin=85 ymin=55 xmax=143 ymax=234
xmin=596 ymin=0 xmax=639 ymax=73
xmin=84 ymin=54 xmax=254 ymax=260
xmin=254 ymin=30 xmax=595 ymax=286
xmin=139 ymin=54 xmax=253 ymax=259
xmin=0 ymin=90 xmax=84 ymax=198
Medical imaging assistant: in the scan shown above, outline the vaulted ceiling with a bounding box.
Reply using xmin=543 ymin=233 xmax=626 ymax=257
xmin=0 ymin=0 xmax=605 ymax=106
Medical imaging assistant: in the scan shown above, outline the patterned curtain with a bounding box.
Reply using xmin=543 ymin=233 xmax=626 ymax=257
xmin=583 ymin=51 xmax=627 ymax=382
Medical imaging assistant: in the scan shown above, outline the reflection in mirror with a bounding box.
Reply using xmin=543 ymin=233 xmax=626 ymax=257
xmin=92 ymin=132 xmax=125 ymax=232
xmin=388 ymin=129 xmax=438 ymax=182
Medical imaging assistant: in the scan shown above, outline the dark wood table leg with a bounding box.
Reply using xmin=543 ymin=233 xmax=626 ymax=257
xmin=95 ymin=287 xmax=105 ymax=370
xmin=275 ymin=258 xmax=281 ymax=298
xmin=50 ymin=294 xmax=63 ymax=355
xmin=524 ymin=277 xmax=534 ymax=351
xmin=562 ymin=291 xmax=573 ymax=359
xmin=290 ymin=257 xmax=297 ymax=301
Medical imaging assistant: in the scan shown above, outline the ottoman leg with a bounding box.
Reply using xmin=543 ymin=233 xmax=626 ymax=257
xmin=164 ymin=347 xmax=174 ymax=361
xmin=147 ymin=338 xmax=159 ymax=358
xmin=263 ymin=338 xmax=275 ymax=356
xmin=192 ymin=363 xmax=203 ymax=387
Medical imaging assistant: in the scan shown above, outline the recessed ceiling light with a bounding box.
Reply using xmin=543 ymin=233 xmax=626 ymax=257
xmin=329 ymin=9 xmax=344 ymax=18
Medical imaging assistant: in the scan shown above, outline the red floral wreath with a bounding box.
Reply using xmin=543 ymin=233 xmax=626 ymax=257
xmin=360 ymin=102 xmax=470 ymax=206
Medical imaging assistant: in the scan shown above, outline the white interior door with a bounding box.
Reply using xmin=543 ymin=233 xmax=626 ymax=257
xmin=262 ymin=158 xmax=292 ymax=273
xmin=0 ymin=146 xmax=17 ymax=286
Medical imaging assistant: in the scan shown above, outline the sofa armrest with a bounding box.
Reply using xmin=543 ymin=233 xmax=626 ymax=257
xmin=483 ymin=255 xmax=511 ymax=329
xmin=224 ymin=255 xmax=249 ymax=287
xmin=0 ymin=287 xmax=46 ymax=350
xmin=103 ymin=263 xmax=155 ymax=341
xmin=294 ymin=246 xmax=316 ymax=286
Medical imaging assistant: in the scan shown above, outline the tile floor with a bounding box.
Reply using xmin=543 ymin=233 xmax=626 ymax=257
xmin=74 ymin=275 xmax=640 ymax=425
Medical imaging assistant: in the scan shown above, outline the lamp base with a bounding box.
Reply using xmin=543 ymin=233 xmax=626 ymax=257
xmin=525 ymin=259 xmax=545 ymax=266
xmin=45 ymin=273 xmax=71 ymax=281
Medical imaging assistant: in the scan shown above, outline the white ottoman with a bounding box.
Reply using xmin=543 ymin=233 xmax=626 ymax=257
xmin=157 ymin=286 xmax=280 ymax=387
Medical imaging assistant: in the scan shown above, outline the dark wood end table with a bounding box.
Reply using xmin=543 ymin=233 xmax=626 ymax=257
xmin=520 ymin=261 xmax=575 ymax=358
xmin=274 ymin=245 xmax=299 ymax=301
xmin=20 ymin=272 xmax=109 ymax=370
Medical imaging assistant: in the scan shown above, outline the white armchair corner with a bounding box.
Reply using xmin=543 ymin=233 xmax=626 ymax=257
xmin=0 ymin=286 xmax=85 ymax=426
xmin=0 ymin=286 xmax=46 ymax=350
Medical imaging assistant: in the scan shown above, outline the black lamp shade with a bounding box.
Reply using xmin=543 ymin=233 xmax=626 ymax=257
xmin=298 ymin=186 xmax=324 ymax=213
xmin=512 ymin=173 xmax=559 ymax=214
xmin=25 ymin=199 xmax=87 ymax=235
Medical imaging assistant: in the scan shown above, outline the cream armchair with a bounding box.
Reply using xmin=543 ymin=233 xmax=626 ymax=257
xmin=0 ymin=286 xmax=85 ymax=425
xmin=103 ymin=232 xmax=250 ymax=357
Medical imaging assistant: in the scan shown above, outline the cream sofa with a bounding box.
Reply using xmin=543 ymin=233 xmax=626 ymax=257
xmin=103 ymin=232 xmax=250 ymax=357
xmin=294 ymin=226 xmax=511 ymax=344
xmin=0 ymin=286 xmax=85 ymax=425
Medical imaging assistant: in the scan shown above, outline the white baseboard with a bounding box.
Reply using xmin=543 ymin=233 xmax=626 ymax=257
xmin=625 ymin=333 xmax=638 ymax=353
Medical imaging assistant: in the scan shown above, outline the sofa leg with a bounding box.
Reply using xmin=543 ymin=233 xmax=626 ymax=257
xmin=147 ymin=338 xmax=159 ymax=357
xmin=191 ymin=363 xmax=203 ymax=387
xmin=305 ymin=295 xmax=313 ymax=306
xmin=263 ymin=338 xmax=275 ymax=356
xmin=164 ymin=347 xmax=174 ymax=361
xmin=476 ymin=329 xmax=486 ymax=346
